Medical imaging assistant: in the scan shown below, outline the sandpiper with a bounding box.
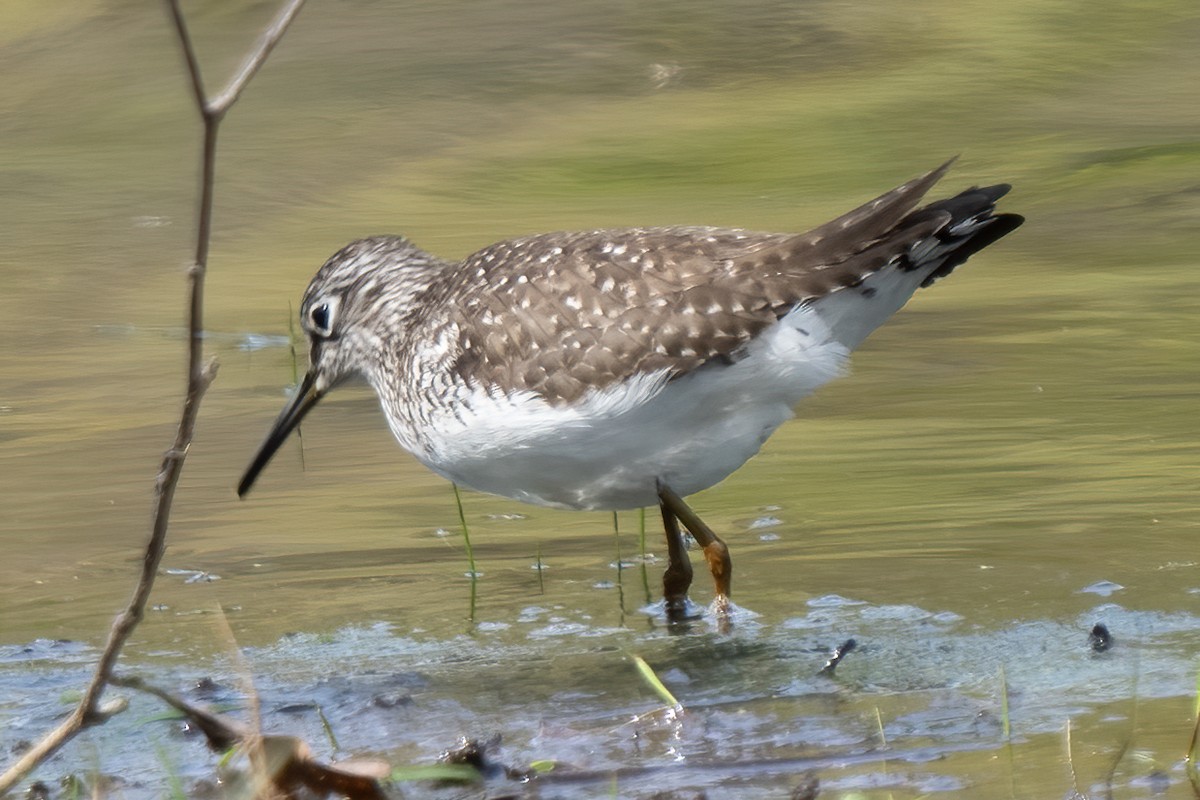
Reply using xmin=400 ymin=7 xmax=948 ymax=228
xmin=239 ymin=159 xmax=1022 ymax=618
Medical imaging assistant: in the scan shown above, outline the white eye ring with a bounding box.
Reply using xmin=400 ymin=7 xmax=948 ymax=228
xmin=308 ymin=297 xmax=339 ymax=337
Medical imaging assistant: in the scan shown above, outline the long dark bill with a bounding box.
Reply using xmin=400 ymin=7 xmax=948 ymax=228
xmin=237 ymin=370 xmax=322 ymax=498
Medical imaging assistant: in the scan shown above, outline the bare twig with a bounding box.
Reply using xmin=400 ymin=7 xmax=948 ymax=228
xmin=208 ymin=0 xmax=307 ymax=116
xmin=163 ymin=0 xmax=207 ymax=110
xmin=109 ymin=674 xmax=388 ymax=799
xmin=0 ymin=1 xmax=306 ymax=793
xmin=110 ymin=673 xmax=247 ymax=751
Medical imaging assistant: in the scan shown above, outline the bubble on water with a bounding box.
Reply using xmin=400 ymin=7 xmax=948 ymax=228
xmin=860 ymin=604 xmax=933 ymax=623
xmin=1079 ymin=580 xmax=1124 ymax=597
xmin=807 ymin=594 xmax=867 ymax=609
xmin=476 ymin=621 xmax=510 ymax=633
xmin=517 ymin=606 xmax=548 ymax=623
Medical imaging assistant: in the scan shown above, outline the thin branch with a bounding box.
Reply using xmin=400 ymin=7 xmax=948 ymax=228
xmin=110 ymin=673 xmax=245 ymax=751
xmin=163 ymin=0 xmax=206 ymax=111
xmin=0 ymin=1 xmax=305 ymax=791
xmin=209 ymin=0 xmax=308 ymax=116
xmin=109 ymin=673 xmax=389 ymax=799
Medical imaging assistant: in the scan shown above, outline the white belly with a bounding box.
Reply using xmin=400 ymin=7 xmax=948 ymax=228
xmin=386 ymin=262 xmax=934 ymax=509
xmin=387 ymin=304 xmax=850 ymax=509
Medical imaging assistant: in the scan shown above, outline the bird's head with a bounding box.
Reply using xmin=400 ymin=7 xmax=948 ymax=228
xmin=237 ymin=236 xmax=449 ymax=497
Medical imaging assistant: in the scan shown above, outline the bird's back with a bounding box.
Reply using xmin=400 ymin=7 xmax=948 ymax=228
xmin=407 ymin=160 xmax=1022 ymax=406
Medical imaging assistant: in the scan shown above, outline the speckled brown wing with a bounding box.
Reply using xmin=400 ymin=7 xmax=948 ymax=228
xmin=426 ymin=160 xmax=969 ymax=404
xmin=418 ymin=227 xmax=775 ymax=403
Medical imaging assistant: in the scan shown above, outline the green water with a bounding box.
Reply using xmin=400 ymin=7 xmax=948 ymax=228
xmin=1 ymin=1 xmax=1198 ymax=797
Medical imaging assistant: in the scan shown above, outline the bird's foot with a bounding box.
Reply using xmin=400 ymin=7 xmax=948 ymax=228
xmin=708 ymin=594 xmax=760 ymax=633
xmin=710 ymin=593 xmax=734 ymax=634
xmin=710 ymin=593 xmax=733 ymax=617
xmin=663 ymin=594 xmax=704 ymax=624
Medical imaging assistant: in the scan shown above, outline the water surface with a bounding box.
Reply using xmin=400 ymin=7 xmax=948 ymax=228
xmin=1 ymin=1 xmax=1198 ymax=796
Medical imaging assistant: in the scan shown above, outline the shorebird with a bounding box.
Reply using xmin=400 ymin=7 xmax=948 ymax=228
xmin=238 ymin=159 xmax=1022 ymax=618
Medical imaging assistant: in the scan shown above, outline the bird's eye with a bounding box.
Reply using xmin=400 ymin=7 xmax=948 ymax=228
xmin=309 ymin=301 xmax=335 ymax=337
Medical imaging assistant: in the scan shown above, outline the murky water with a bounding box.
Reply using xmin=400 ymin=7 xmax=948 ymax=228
xmin=2 ymin=1 xmax=1198 ymax=796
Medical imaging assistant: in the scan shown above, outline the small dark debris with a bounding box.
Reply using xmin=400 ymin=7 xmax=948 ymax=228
xmin=180 ymin=719 xmax=209 ymax=740
xmin=973 ymin=709 xmax=1003 ymax=737
xmin=371 ymin=692 xmax=412 ymax=709
xmin=186 ymin=777 xmax=222 ymax=799
xmin=24 ymin=781 xmax=51 ymax=800
xmin=1145 ymin=769 xmax=1171 ymax=796
xmin=818 ymin=638 xmax=856 ymax=675
xmin=440 ymin=735 xmax=532 ymax=782
xmin=58 ymin=775 xmax=85 ymax=796
xmin=191 ymin=676 xmax=222 ymax=695
xmin=1089 ymin=623 xmax=1113 ymax=653
xmin=441 ymin=736 xmax=496 ymax=771
xmin=791 ymin=771 xmax=820 ymax=800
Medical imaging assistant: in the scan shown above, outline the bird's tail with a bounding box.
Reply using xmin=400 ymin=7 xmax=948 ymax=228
xmin=904 ymin=183 xmax=1025 ymax=287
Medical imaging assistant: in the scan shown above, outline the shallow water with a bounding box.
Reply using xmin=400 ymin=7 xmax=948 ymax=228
xmin=1 ymin=0 xmax=1198 ymax=796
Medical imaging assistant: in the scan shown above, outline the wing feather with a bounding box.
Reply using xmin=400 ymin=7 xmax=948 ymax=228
xmin=419 ymin=160 xmax=1018 ymax=404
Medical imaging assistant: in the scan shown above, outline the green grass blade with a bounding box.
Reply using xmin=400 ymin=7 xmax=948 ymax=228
xmin=390 ymin=763 xmax=483 ymax=783
xmin=535 ymin=542 xmax=545 ymax=594
xmin=638 ymin=507 xmax=652 ymax=604
xmin=999 ymin=664 xmax=1010 ymax=741
xmin=613 ymin=510 xmax=626 ymax=583
xmin=632 ymin=654 xmax=681 ymax=710
xmin=152 ymin=741 xmax=188 ymax=800
xmin=451 ymin=483 xmax=477 ymax=577
xmin=316 ymin=703 xmax=340 ymax=752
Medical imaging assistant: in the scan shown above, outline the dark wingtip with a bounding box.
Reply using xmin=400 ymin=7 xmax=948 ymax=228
xmin=935 ymin=154 xmax=960 ymax=176
xmin=900 ymin=157 xmax=963 ymax=205
xmin=982 ymin=183 xmax=1012 ymax=201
